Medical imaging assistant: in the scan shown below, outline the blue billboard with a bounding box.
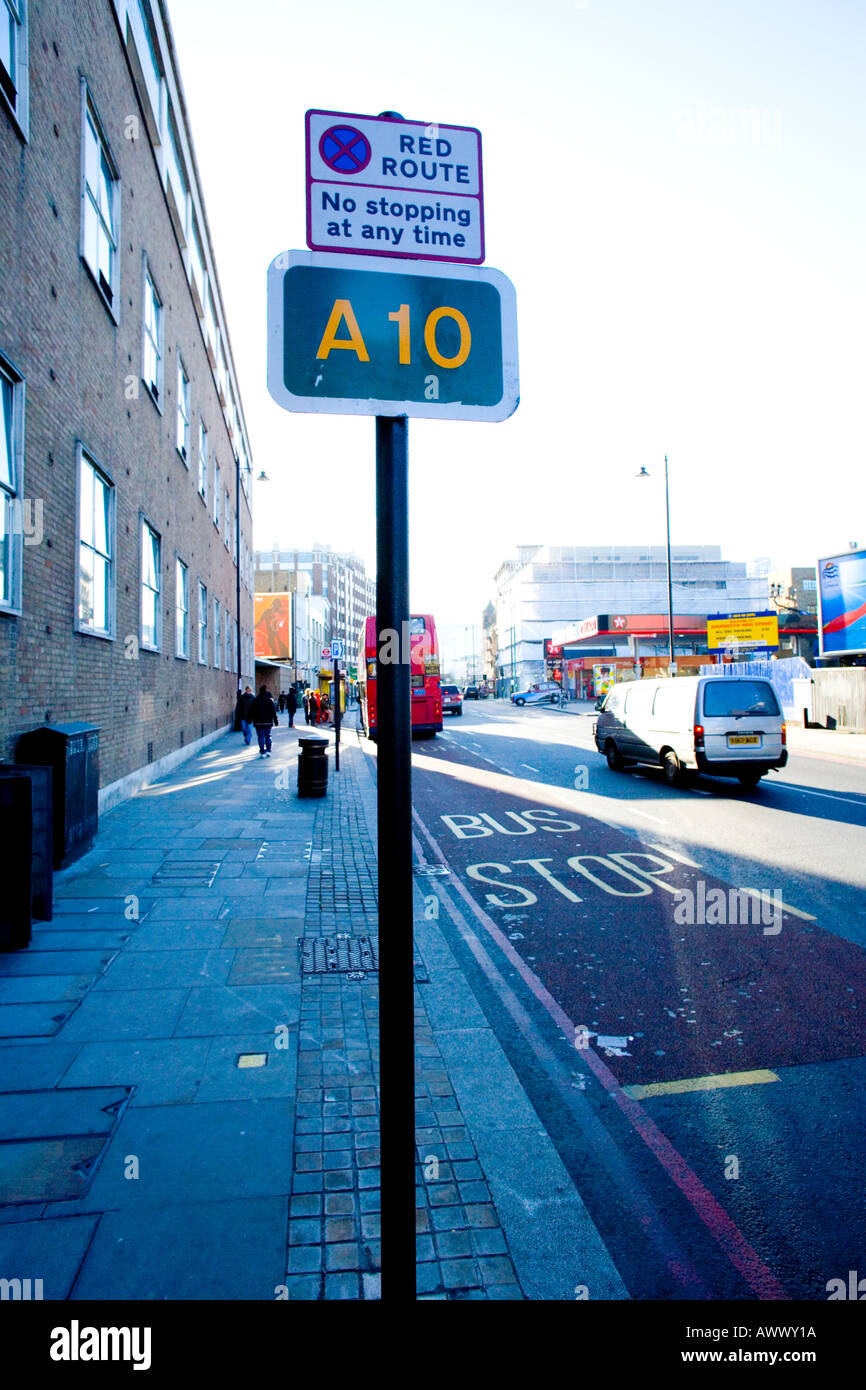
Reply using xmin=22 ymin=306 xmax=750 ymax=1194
xmin=818 ymin=550 xmax=866 ymax=656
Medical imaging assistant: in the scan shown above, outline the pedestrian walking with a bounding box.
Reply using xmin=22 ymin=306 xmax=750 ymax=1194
xmin=310 ymin=689 xmax=320 ymax=725
xmin=249 ymin=685 xmax=279 ymax=757
xmin=319 ymin=692 xmax=331 ymax=725
xmin=237 ymin=685 xmax=254 ymax=746
xmin=286 ymin=687 xmax=298 ymax=728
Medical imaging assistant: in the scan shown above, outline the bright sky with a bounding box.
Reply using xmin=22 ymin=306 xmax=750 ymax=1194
xmin=168 ymin=0 xmax=865 ymax=672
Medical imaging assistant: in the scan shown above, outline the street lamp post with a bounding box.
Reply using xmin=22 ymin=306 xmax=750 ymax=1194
xmin=637 ymin=456 xmax=676 ymax=673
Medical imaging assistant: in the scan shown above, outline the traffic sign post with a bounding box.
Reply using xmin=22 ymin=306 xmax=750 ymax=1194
xmin=333 ymin=658 xmax=341 ymax=773
xmin=268 ymin=107 xmax=517 ymax=1305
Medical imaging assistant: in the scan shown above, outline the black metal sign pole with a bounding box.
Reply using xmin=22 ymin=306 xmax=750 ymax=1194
xmin=376 ymin=413 xmax=415 ymax=1301
xmin=333 ymin=657 xmax=340 ymax=771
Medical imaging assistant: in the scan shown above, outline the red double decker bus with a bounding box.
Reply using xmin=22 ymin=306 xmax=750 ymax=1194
xmin=358 ymin=614 xmax=443 ymax=739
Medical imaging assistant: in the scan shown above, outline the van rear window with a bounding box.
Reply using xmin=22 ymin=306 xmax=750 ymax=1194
xmin=702 ymin=680 xmax=780 ymax=718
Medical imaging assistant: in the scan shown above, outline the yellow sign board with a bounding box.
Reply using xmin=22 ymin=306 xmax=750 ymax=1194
xmin=706 ymin=612 xmax=779 ymax=652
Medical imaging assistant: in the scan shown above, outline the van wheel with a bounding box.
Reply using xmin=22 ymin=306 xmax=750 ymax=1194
xmin=737 ymin=769 xmax=763 ymax=788
xmin=605 ymin=741 xmax=624 ymax=771
xmin=514 ymin=698 xmax=526 ymax=707
xmin=662 ymin=751 xmax=682 ymax=785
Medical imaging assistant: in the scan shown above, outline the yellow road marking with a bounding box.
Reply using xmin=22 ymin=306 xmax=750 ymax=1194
xmin=623 ymin=1069 xmax=779 ymax=1100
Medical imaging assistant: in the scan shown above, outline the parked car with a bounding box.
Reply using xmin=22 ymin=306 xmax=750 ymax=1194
xmin=441 ymin=683 xmax=463 ymax=715
xmin=593 ymin=675 xmax=787 ymax=787
xmin=464 ymin=685 xmax=480 ymax=699
xmin=510 ymin=681 xmax=561 ymax=707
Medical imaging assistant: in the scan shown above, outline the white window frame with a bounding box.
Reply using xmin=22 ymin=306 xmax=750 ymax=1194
xmin=80 ymin=83 xmax=120 ymax=319
xmin=75 ymin=444 xmax=115 ymax=639
xmin=0 ymin=0 xmax=29 ymax=139
xmin=212 ymin=597 xmax=221 ymax=669
xmin=0 ymin=350 xmax=25 ymax=615
xmin=224 ymin=486 xmax=231 ymax=549
xmin=175 ymin=556 xmax=189 ymax=659
xmin=142 ymin=256 xmax=164 ymax=407
xmin=140 ymin=516 xmax=161 ymax=652
xmin=197 ymin=580 xmax=207 ymax=664
xmin=213 ymin=459 xmax=220 ymax=528
xmin=198 ymin=419 xmax=208 ymax=503
xmin=176 ymin=355 xmax=190 ymax=463
xmin=224 ymin=611 xmax=231 ymax=671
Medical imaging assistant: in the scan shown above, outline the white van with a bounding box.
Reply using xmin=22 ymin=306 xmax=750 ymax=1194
xmin=593 ymin=675 xmax=788 ymax=787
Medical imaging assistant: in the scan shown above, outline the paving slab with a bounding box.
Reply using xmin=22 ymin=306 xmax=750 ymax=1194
xmin=49 ymin=1098 xmax=294 ymax=1214
xmin=58 ymin=988 xmax=190 ymax=1043
xmin=92 ymin=948 xmax=234 ymax=992
xmin=70 ymin=1197 xmax=288 ymax=1299
xmin=196 ymin=1032 xmax=298 ymax=1103
xmin=173 ymin=984 xmax=300 ymax=1037
xmin=0 ymin=1215 xmax=100 ymax=1298
xmin=58 ymin=1038 xmax=211 ymax=1106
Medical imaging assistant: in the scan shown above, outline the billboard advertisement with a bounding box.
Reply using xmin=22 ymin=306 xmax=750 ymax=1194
xmin=706 ymin=611 xmax=779 ymax=653
xmin=818 ymin=550 xmax=866 ymax=656
xmin=254 ymin=593 xmax=292 ymax=660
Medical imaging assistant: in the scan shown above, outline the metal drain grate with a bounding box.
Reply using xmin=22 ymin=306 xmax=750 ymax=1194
xmin=301 ymin=936 xmax=379 ymax=974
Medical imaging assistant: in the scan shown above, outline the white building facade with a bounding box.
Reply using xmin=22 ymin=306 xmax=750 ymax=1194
xmin=493 ymin=544 xmax=768 ymax=689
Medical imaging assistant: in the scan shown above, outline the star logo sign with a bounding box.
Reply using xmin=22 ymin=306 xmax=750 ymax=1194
xmin=612 ymin=616 xmax=627 ymax=629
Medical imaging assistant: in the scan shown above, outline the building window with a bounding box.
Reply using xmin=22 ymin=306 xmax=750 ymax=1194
xmin=77 ymin=447 xmax=114 ymax=637
xmin=142 ymin=262 xmax=163 ymax=404
xmin=131 ymin=0 xmax=161 ymax=128
xmin=213 ymin=461 xmax=220 ymax=528
xmin=81 ymin=89 xmax=119 ymax=311
xmin=198 ymin=420 xmax=208 ymax=502
xmin=175 ymin=558 xmax=189 ymax=659
xmin=197 ymin=580 xmax=207 ymax=663
xmin=140 ymin=519 xmax=160 ymax=650
xmin=0 ymin=354 xmax=24 ymax=613
xmin=176 ymin=358 xmax=190 ymax=462
xmin=225 ymin=613 xmax=231 ymax=670
xmin=224 ymin=486 xmax=230 ymax=548
xmin=213 ymin=598 xmax=220 ymax=668
xmin=0 ymin=0 xmax=27 ymax=135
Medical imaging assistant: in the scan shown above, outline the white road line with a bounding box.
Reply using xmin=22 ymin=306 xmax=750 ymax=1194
xmin=781 ymin=786 xmax=866 ymax=809
xmin=741 ymin=888 xmax=817 ymax=922
xmin=522 ymin=763 xmax=540 ymax=772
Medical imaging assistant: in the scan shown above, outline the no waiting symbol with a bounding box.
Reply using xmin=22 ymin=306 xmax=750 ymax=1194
xmin=319 ymin=125 xmax=372 ymax=174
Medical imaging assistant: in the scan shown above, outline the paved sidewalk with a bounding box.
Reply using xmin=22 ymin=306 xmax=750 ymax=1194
xmin=0 ymin=712 xmax=528 ymax=1299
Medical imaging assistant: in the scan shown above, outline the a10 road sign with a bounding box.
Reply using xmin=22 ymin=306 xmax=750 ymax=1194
xmin=267 ymin=250 xmax=518 ymax=422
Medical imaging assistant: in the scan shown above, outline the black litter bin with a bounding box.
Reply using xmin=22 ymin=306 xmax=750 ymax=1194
xmin=0 ymin=764 xmax=53 ymax=920
xmin=17 ymin=723 xmax=99 ymax=869
xmin=298 ymin=737 xmax=328 ymax=798
xmin=0 ymin=774 xmax=32 ymax=950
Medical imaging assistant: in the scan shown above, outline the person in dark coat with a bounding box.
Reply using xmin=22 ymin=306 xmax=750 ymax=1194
xmin=237 ymin=686 xmax=254 ymax=745
xmin=249 ymin=685 xmax=278 ymax=757
xmin=310 ymin=689 xmax=320 ymax=724
xmin=286 ymin=687 xmax=298 ymax=728
xmin=303 ymin=688 xmax=311 ymax=724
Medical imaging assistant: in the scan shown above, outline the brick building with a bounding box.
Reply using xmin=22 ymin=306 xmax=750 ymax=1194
xmin=0 ymin=0 xmax=254 ymax=809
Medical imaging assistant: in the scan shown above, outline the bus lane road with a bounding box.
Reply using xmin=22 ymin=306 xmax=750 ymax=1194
xmin=408 ymin=735 xmax=866 ymax=1297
